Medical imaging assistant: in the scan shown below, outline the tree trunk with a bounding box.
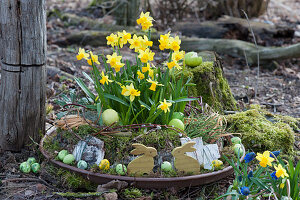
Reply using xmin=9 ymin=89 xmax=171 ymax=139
xmin=0 ymin=0 xmax=46 ymax=151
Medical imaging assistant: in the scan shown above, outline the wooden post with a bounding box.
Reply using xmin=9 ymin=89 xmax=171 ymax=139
xmin=0 ymin=0 xmax=46 ymax=151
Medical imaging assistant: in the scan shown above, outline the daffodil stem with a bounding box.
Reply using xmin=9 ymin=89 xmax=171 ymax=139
xmin=148 ymin=29 xmax=151 ymax=41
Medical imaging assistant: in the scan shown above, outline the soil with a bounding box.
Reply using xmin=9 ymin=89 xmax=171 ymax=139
xmin=0 ymin=0 xmax=299 ymax=199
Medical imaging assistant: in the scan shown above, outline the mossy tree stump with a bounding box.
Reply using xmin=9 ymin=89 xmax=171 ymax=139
xmin=182 ymin=51 xmax=237 ymax=112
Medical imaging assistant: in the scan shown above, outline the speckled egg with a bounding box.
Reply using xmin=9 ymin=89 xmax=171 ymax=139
xmin=99 ymin=159 xmax=110 ymax=170
xmin=116 ymin=164 xmax=127 ymax=175
xmin=77 ymin=160 xmax=88 ymax=170
xmin=20 ymin=162 xmax=31 ymax=173
xmin=31 ymin=163 xmax=41 ymax=173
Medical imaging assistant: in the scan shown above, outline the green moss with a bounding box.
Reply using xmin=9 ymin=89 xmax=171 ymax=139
xmin=46 ymin=164 xmax=96 ymax=190
xmin=122 ymin=188 xmax=142 ymax=199
xmin=226 ymin=106 xmax=295 ymax=154
xmin=181 ymin=55 xmax=237 ymax=112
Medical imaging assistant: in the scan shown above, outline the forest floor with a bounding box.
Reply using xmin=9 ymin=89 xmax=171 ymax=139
xmin=0 ymin=0 xmax=300 ymax=199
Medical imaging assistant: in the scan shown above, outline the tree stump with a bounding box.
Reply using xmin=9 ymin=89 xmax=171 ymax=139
xmin=182 ymin=51 xmax=237 ymax=112
xmin=0 ymin=0 xmax=46 ymax=151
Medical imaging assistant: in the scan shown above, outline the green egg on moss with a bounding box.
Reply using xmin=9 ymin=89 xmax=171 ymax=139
xmin=20 ymin=162 xmax=31 ymax=173
xmin=161 ymin=161 xmax=172 ymax=172
xmin=58 ymin=150 xmax=68 ymax=161
xmin=77 ymin=160 xmax=88 ymax=170
xmin=233 ymin=144 xmax=244 ymax=156
xmin=185 ymin=52 xmax=203 ymax=67
xmin=171 ymin=112 xmax=185 ymax=122
xmin=31 ymin=163 xmax=41 ymax=173
xmin=231 ymin=137 xmax=241 ymax=145
xmin=27 ymin=157 xmax=37 ymax=166
xmin=116 ymin=164 xmax=127 ymax=175
xmin=63 ymin=154 xmax=75 ymax=165
xmin=168 ymin=119 xmax=185 ymax=131
xmin=102 ymin=109 xmax=119 ymax=126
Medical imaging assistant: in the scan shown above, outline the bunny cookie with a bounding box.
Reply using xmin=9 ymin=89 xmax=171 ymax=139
xmin=172 ymin=141 xmax=200 ymax=173
xmin=127 ymin=143 xmax=157 ymax=175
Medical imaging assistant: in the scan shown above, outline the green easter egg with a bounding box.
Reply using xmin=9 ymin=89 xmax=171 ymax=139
xmin=63 ymin=154 xmax=75 ymax=165
xmin=77 ymin=160 xmax=88 ymax=170
xmin=185 ymin=52 xmax=203 ymax=67
xmin=31 ymin=163 xmax=41 ymax=173
xmin=116 ymin=164 xmax=127 ymax=175
xmin=233 ymin=144 xmax=244 ymax=156
xmin=231 ymin=137 xmax=241 ymax=145
xmin=20 ymin=162 xmax=31 ymax=173
xmin=27 ymin=157 xmax=37 ymax=166
xmin=161 ymin=161 xmax=172 ymax=172
xmin=102 ymin=109 xmax=119 ymax=126
xmin=171 ymin=112 xmax=185 ymax=122
xmin=58 ymin=150 xmax=68 ymax=161
xmin=168 ymin=119 xmax=185 ymax=131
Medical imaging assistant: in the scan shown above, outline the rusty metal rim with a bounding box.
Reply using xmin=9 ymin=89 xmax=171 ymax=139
xmin=40 ymin=129 xmax=245 ymax=188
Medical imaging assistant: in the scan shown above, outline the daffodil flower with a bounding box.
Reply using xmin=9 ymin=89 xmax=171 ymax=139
xmin=158 ymin=99 xmax=172 ymax=113
xmin=117 ymin=30 xmax=131 ymax=48
xmin=167 ymin=60 xmax=182 ymax=70
xmin=172 ymin=50 xmax=185 ymax=61
xmin=137 ymin=70 xmax=145 ymax=80
xmin=113 ymin=62 xmax=125 ymax=72
xmin=158 ymin=32 xmax=171 ymax=51
xmin=128 ymin=34 xmax=143 ymax=52
xmin=123 ymin=83 xmax=140 ymax=102
xmin=142 ymin=63 xmax=150 ymax=73
xmin=106 ymin=33 xmax=118 ymax=47
xmin=169 ymin=36 xmax=181 ymax=51
xmin=147 ymin=78 xmax=163 ymax=91
xmin=99 ymin=71 xmax=113 ymax=85
xmin=87 ymin=51 xmax=100 ymax=65
xmin=136 ymin=12 xmax=153 ymax=30
xmin=274 ymin=164 xmax=289 ymax=178
xmin=256 ymin=151 xmax=274 ymax=167
xmin=76 ymin=48 xmax=89 ymax=60
xmin=138 ymin=48 xmax=155 ymax=63
xmin=106 ymin=53 xmax=122 ymax=67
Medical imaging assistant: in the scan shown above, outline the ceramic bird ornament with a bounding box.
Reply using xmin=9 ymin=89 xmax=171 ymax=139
xmin=127 ymin=143 xmax=157 ymax=175
xmin=172 ymin=141 xmax=200 ymax=173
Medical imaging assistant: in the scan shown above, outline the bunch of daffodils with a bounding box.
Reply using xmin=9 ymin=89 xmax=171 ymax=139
xmin=75 ymin=12 xmax=195 ymax=125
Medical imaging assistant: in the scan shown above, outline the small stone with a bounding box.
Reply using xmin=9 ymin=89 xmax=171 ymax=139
xmin=103 ymin=192 xmax=118 ymax=200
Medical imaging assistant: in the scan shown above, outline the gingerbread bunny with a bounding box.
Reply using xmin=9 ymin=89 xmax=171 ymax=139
xmin=127 ymin=143 xmax=157 ymax=175
xmin=172 ymin=141 xmax=200 ymax=173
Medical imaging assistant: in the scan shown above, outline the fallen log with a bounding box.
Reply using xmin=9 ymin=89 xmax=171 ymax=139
xmin=54 ymin=30 xmax=300 ymax=65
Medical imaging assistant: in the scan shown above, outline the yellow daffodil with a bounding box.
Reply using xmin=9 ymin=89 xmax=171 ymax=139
xmin=140 ymin=35 xmax=153 ymax=50
xmin=138 ymin=48 xmax=155 ymax=63
xmin=158 ymin=32 xmax=170 ymax=51
xmin=137 ymin=70 xmax=145 ymax=80
xmin=87 ymin=51 xmax=100 ymax=65
xmin=167 ymin=60 xmax=182 ymax=70
xmin=99 ymin=71 xmax=113 ymax=85
xmin=158 ymin=99 xmax=172 ymax=113
xmin=106 ymin=53 xmax=122 ymax=67
xmin=256 ymin=151 xmax=274 ymax=167
xmin=148 ymin=68 xmax=154 ymax=79
xmin=113 ymin=62 xmax=125 ymax=72
xmin=142 ymin=63 xmax=150 ymax=73
xmin=136 ymin=12 xmax=153 ymax=30
xmin=117 ymin=30 xmax=131 ymax=48
xmin=169 ymin=36 xmax=181 ymax=51
xmin=128 ymin=34 xmax=143 ymax=52
xmin=123 ymin=83 xmax=140 ymax=101
xmin=106 ymin=33 xmax=118 ymax=47
xmin=172 ymin=50 xmax=185 ymax=61
xmin=274 ymin=164 xmax=289 ymax=178
xmin=121 ymin=85 xmax=128 ymax=95
xmin=147 ymin=78 xmax=163 ymax=91
xmin=280 ymin=183 xmax=285 ymax=189
xmin=76 ymin=48 xmax=89 ymax=60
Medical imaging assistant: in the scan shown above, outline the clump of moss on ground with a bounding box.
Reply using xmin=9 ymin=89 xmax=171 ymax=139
xmin=180 ymin=52 xmax=237 ymax=112
xmin=226 ymin=105 xmax=296 ymax=154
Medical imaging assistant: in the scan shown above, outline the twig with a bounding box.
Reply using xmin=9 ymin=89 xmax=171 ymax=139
xmin=2 ymin=177 xmax=61 ymax=191
xmin=241 ymin=9 xmax=260 ymax=99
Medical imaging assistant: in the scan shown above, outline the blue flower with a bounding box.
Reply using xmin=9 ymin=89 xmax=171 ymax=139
xmin=244 ymin=152 xmax=256 ymax=163
xmin=248 ymin=170 xmax=253 ymax=179
xmin=239 ymin=186 xmax=250 ymax=196
xmin=271 ymin=171 xmax=278 ymax=180
xmin=270 ymin=151 xmax=280 ymax=158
